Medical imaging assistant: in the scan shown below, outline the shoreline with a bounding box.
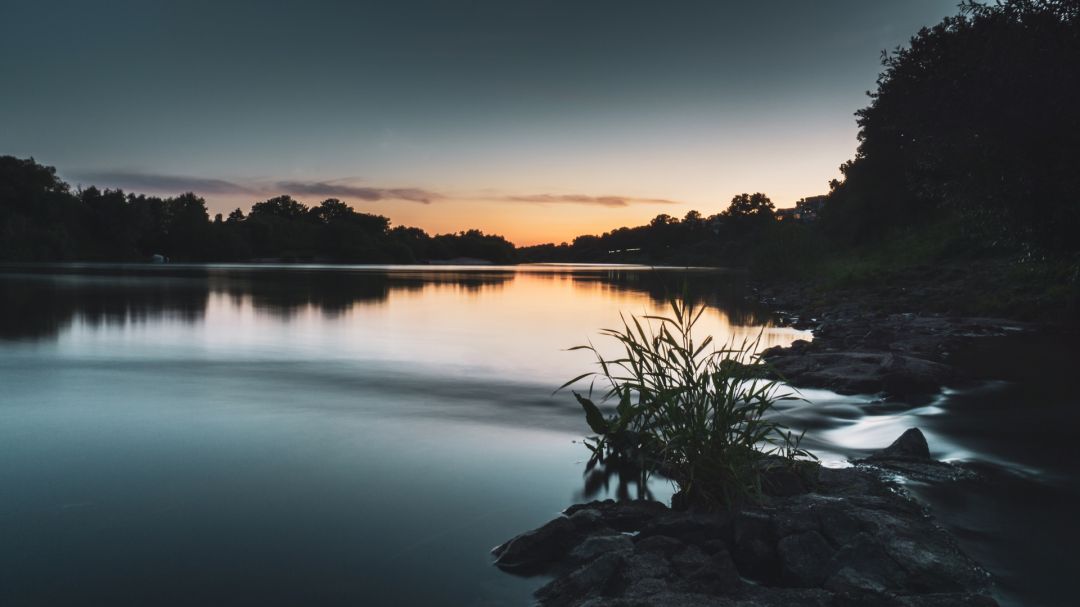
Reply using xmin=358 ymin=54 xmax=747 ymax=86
xmin=494 ymin=430 xmax=998 ymax=606
xmin=492 ymin=280 xmax=1057 ymax=606
xmin=754 ymin=281 xmax=1051 ymax=400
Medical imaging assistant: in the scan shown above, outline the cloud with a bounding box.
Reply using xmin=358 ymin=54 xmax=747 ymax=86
xmin=69 ymin=171 xmax=680 ymax=208
xmin=273 ymin=181 xmax=440 ymax=204
xmin=499 ymin=194 xmax=678 ymax=207
xmin=72 ymin=171 xmax=440 ymax=203
xmin=74 ymin=171 xmax=255 ymax=195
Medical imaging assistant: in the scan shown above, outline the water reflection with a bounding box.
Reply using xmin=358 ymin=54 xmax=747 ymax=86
xmin=0 ymin=263 xmax=801 ymax=606
xmin=0 ymin=264 xmax=793 ymax=345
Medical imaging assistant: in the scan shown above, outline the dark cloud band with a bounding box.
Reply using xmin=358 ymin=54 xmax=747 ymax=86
xmin=75 ymin=171 xmax=256 ymax=195
xmin=70 ymin=171 xmax=679 ymax=208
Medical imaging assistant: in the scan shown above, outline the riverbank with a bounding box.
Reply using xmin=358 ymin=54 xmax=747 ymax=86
xmin=758 ymin=296 xmax=1031 ymax=399
xmin=751 ymin=269 xmax=1077 ymax=399
xmin=494 ymin=430 xmax=997 ymax=606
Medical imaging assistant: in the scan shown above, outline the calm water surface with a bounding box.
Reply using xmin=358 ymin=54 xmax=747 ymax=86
xmin=0 ymin=265 xmax=1074 ymax=606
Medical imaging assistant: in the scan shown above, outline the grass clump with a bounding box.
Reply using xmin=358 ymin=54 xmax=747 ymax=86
xmin=561 ymin=298 xmax=814 ymax=510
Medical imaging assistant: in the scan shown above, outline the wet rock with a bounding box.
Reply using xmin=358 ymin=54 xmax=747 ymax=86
xmin=634 ymin=534 xmax=686 ymax=557
xmin=777 ymin=530 xmax=836 ymax=587
xmin=536 ymin=551 xmax=624 ymax=604
xmin=670 ymin=545 xmax=742 ymax=594
xmin=768 ymin=351 xmax=952 ymax=396
xmin=567 ymin=534 xmax=634 ymax=565
xmin=732 ymin=510 xmax=777 ymax=581
xmin=564 ymin=499 xmax=669 ymax=531
xmin=825 ymin=534 xmax=906 ymax=594
xmin=496 ymin=451 xmax=995 ymax=606
xmin=858 ymin=428 xmax=978 ymax=483
xmin=873 ymin=428 xmax=931 ymax=460
xmin=893 ymin=594 xmax=1001 ymax=607
xmin=772 ymin=502 xmax=821 ymax=538
xmin=816 ymin=503 xmax=865 ymax=547
xmin=492 ymin=516 xmax=582 ymax=572
xmin=638 ymin=510 xmax=734 ymax=547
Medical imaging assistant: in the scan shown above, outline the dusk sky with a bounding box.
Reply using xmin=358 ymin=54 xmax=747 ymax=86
xmin=1 ymin=0 xmax=958 ymax=245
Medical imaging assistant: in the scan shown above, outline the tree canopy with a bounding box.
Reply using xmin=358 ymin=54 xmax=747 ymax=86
xmin=825 ymin=0 xmax=1080 ymax=252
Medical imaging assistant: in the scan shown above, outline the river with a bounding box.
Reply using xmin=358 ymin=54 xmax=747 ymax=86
xmin=0 ymin=264 xmax=1072 ymax=606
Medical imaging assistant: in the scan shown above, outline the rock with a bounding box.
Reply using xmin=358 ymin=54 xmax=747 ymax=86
xmin=815 ymin=503 xmax=865 ymax=547
xmin=492 ymin=515 xmax=581 ymax=572
xmin=824 ymin=534 xmax=903 ymax=594
xmin=859 ymin=429 xmax=978 ymax=483
xmin=497 ymin=462 xmax=995 ymax=605
xmin=872 ymin=428 xmax=931 ymax=460
xmin=567 ymin=534 xmax=634 ymax=565
xmin=536 ymin=550 xmax=625 ymax=605
xmin=732 ymin=510 xmax=777 ymax=582
xmin=894 ymin=594 xmax=1001 ymax=607
xmin=880 ymin=354 xmax=954 ymax=395
xmin=768 ymin=351 xmax=952 ymax=396
xmin=638 ymin=510 xmax=734 ymax=547
xmin=564 ymin=499 xmax=669 ymax=531
xmin=777 ymin=530 xmax=836 ymax=587
xmin=634 ymin=534 xmax=686 ymax=557
xmin=671 ymin=545 xmax=742 ymax=595
xmin=772 ymin=502 xmax=820 ymax=538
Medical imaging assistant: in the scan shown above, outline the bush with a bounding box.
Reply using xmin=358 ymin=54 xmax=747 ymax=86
xmin=561 ymin=298 xmax=814 ymax=509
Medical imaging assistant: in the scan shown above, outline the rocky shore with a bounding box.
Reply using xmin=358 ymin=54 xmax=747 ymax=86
xmin=755 ymin=285 xmax=1031 ymax=398
xmin=493 ymin=430 xmax=996 ymax=607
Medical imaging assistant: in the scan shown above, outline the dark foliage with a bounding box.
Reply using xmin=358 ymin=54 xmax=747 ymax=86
xmin=519 ymin=194 xmax=782 ymax=266
xmin=0 ymin=156 xmax=516 ymax=264
xmin=824 ymin=0 xmax=1080 ymax=253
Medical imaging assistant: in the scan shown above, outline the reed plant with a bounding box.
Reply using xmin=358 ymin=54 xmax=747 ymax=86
xmin=560 ymin=298 xmax=814 ymax=509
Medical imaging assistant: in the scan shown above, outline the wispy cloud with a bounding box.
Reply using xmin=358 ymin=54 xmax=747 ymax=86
xmin=75 ymin=171 xmax=256 ymax=195
xmin=499 ymin=194 xmax=678 ymax=207
xmin=70 ymin=170 xmax=681 ymax=208
xmin=74 ymin=171 xmax=440 ymax=203
xmin=274 ymin=181 xmax=440 ymax=204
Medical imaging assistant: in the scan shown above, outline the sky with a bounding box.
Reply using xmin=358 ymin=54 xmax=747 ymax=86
xmin=0 ymin=0 xmax=959 ymax=245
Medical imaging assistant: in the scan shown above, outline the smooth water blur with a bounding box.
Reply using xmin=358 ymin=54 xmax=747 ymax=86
xmin=764 ymin=331 xmax=1080 ymax=607
xmin=0 ymin=265 xmax=1073 ymax=607
xmin=0 ymin=264 xmax=803 ymax=606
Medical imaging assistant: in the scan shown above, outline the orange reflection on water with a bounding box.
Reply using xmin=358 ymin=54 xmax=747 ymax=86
xmin=193 ymin=266 xmax=809 ymax=383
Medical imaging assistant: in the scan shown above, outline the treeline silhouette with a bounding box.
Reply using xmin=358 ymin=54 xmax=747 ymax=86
xmin=0 ymin=158 xmax=516 ymax=264
xmin=518 ymin=193 xmax=786 ymax=266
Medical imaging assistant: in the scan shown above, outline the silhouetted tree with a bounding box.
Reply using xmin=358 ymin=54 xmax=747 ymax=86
xmin=723 ymin=193 xmax=775 ymax=221
xmin=825 ymin=0 xmax=1080 ymax=251
xmin=250 ymin=195 xmax=308 ymax=220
